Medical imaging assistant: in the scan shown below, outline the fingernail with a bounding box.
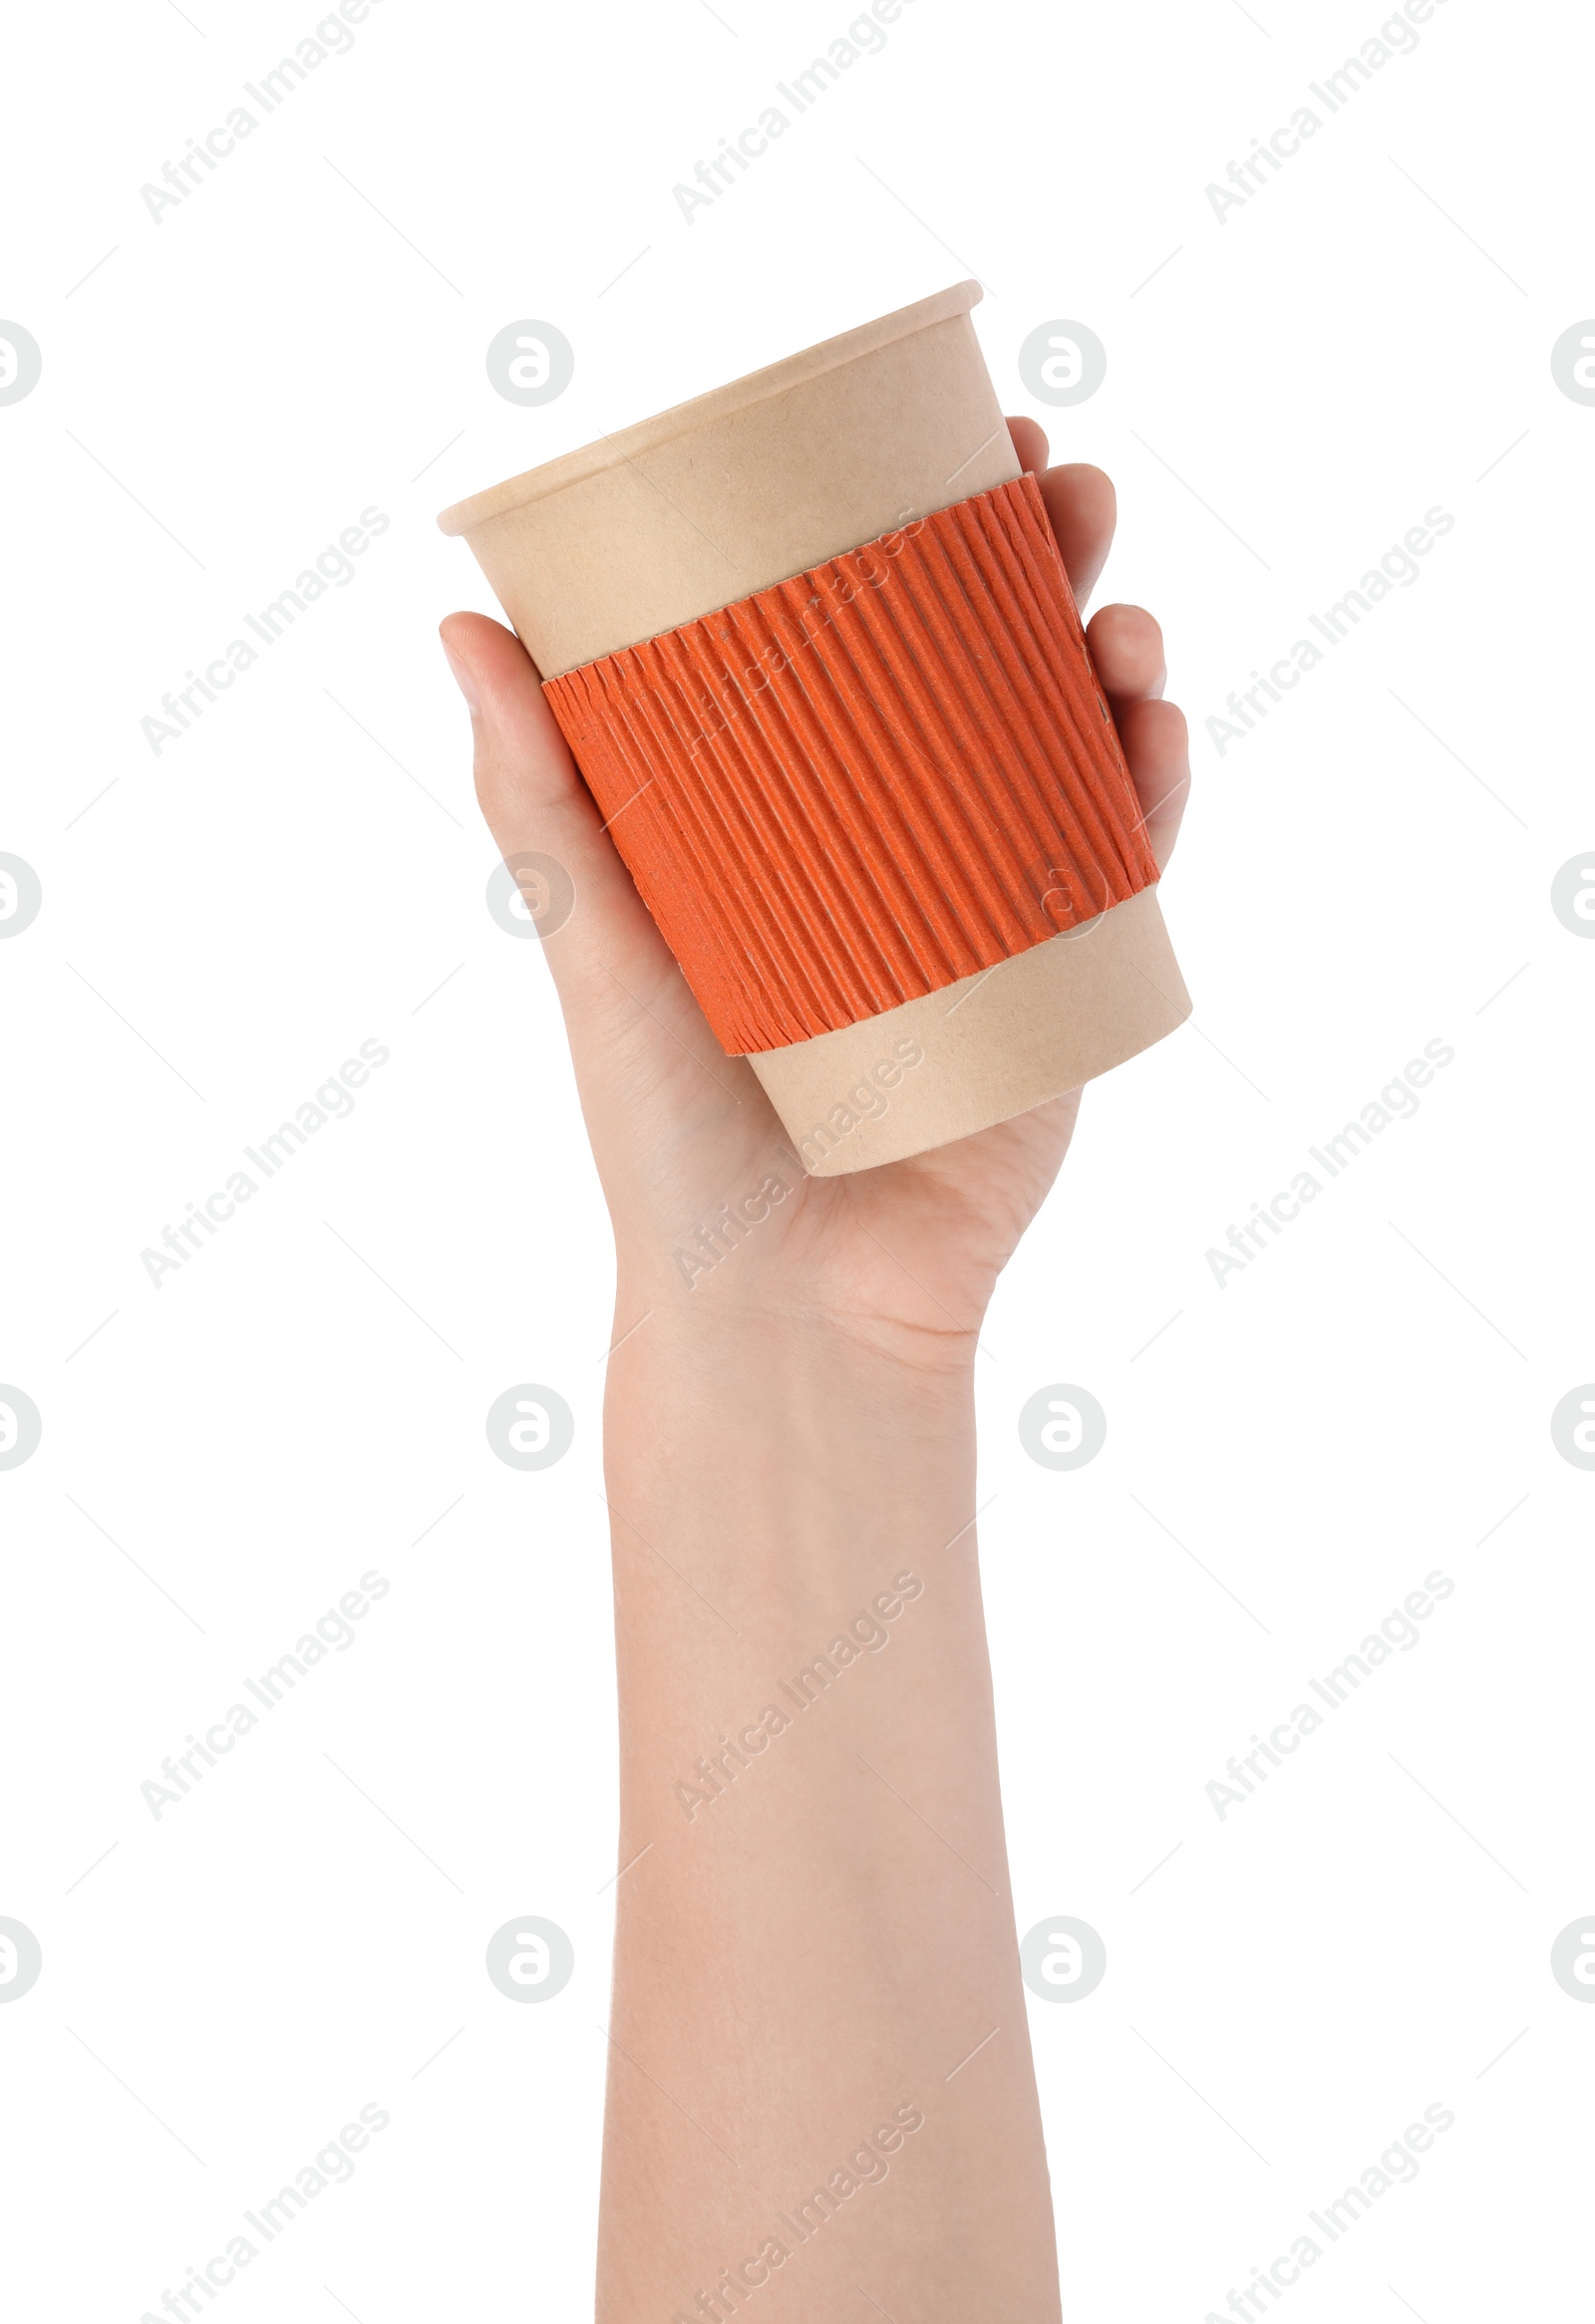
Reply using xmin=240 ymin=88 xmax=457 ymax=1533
xmin=441 ymin=638 xmax=481 ymax=717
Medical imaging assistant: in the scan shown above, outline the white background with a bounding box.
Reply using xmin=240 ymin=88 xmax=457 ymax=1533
xmin=3 ymin=0 xmax=1592 ymax=2316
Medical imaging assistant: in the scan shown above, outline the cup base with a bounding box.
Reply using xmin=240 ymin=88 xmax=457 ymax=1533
xmin=749 ymin=886 xmax=1189 ymax=1176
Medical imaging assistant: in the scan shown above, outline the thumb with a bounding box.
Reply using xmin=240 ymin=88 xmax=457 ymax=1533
xmin=438 ymin=610 xmax=678 ymax=1014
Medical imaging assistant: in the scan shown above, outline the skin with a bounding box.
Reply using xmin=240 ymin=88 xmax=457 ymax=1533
xmin=442 ymin=419 xmax=1190 ymax=2322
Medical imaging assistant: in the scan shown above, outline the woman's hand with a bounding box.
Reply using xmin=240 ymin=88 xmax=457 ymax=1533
xmin=446 ymin=424 xmax=1183 ymax=2324
xmin=441 ymin=417 xmax=1190 ymax=1369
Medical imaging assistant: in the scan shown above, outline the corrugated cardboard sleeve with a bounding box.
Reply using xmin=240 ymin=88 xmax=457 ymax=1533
xmin=542 ymin=474 xmax=1159 ymax=1056
xmin=441 ymin=281 xmax=1190 ymax=1174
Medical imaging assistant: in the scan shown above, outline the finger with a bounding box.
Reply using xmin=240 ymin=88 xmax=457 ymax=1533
xmin=1085 ymin=603 xmax=1165 ymax=704
xmin=439 ymin=612 xmax=679 ymax=1014
xmin=1116 ymin=697 xmax=1190 ymax=873
xmin=1006 ymin=415 xmax=1050 ymax=474
xmin=1034 ymin=463 xmax=1116 ymax=610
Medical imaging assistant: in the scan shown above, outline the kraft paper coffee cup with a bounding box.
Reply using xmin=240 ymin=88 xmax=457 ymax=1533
xmin=440 ymin=282 xmax=1189 ymax=1173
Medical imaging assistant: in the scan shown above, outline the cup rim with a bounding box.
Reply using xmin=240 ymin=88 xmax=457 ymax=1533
xmin=437 ymin=279 xmax=982 ymax=537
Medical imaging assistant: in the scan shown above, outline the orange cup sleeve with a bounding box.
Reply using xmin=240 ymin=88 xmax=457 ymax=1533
xmin=540 ymin=472 xmax=1158 ymax=1055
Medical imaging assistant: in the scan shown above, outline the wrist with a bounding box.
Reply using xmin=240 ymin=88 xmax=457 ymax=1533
xmin=609 ymin=1244 xmax=988 ymax=1389
xmin=601 ymin=1302 xmax=979 ymax=1594
xmin=607 ymin=1288 xmax=979 ymax=1418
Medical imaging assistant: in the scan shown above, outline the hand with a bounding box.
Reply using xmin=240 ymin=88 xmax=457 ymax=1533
xmin=440 ymin=418 xmax=1190 ymax=1370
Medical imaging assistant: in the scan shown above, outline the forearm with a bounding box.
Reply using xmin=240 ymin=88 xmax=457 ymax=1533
xmin=442 ymin=422 xmax=1184 ymax=2320
xmin=597 ymin=1312 xmax=1060 ymax=2324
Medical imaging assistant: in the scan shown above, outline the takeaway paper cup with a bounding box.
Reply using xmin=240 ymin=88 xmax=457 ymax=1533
xmin=440 ymin=282 xmax=1189 ymax=1174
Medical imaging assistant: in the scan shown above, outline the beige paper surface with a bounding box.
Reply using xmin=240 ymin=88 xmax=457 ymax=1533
xmin=750 ymin=888 xmax=1190 ymax=1174
xmin=439 ymin=281 xmax=1017 ymax=676
xmin=441 ymin=283 xmax=1191 ymax=1172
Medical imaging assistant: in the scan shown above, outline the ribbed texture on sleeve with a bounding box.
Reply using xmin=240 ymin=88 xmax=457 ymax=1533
xmin=541 ymin=473 xmax=1157 ymax=1054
